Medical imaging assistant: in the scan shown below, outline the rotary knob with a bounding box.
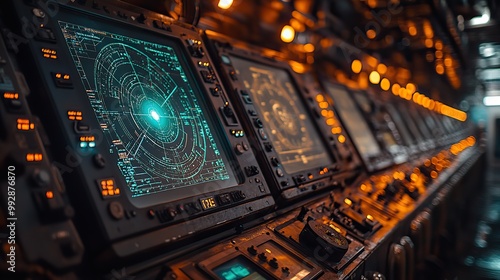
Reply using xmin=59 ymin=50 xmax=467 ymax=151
xmin=299 ymin=220 xmax=349 ymax=263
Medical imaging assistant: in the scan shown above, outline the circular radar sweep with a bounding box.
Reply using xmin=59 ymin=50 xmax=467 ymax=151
xmin=251 ymin=72 xmax=312 ymax=150
xmin=94 ymin=43 xmax=227 ymax=196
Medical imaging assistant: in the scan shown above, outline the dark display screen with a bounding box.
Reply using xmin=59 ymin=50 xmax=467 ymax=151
xmin=386 ymin=104 xmax=415 ymax=146
xmin=229 ymin=56 xmax=333 ymax=174
xmin=325 ymin=84 xmax=382 ymax=159
xmin=409 ymin=107 xmax=432 ymax=140
xmin=58 ymin=20 xmax=237 ymax=207
xmin=213 ymin=256 xmax=268 ymax=280
xmin=393 ymin=104 xmax=424 ymax=142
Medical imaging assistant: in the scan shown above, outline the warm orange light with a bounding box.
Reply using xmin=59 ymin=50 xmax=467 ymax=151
xmin=392 ymin=83 xmax=401 ymax=95
xmin=406 ymin=83 xmax=416 ymax=94
xmin=435 ymin=50 xmax=443 ymax=59
xmin=351 ymin=60 xmax=362 ymax=74
xmin=444 ymin=57 xmax=452 ymax=67
xmin=304 ymin=43 xmax=315 ymax=52
xmin=319 ymin=101 xmax=329 ymax=109
xmin=436 ymin=64 xmax=444 ymax=74
xmin=280 ymin=25 xmax=295 ymax=43
xmin=430 ymin=171 xmax=438 ymax=179
xmin=316 ymin=94 xmax=324 ymax=102
xmin=377 ymin=64 xmax=387 ymax=75
xmin=45 ymin=191 xmax=54 ymax=199
xmin=409 ymin=26 xmax=417 ymax=36
xmin=435 ymin=41 xmax=443 ymax=50
xmin=26 ymin=153 xmax=43 ymax=162
xmin=338 ymin=135 xmax=346 ymax=143
xmin=331 ymin=127 xmax=342 ymax=134
xmin=366 ymin=29 xmax=377 ymax=39
xmin=369 ymin=71 xmax=381 ymax=84
xmin=380 ymin=78 xmax=390 ymax=91
xmin=344 ymin=198 xmax=353 ymax=206
xmin=3 ymin=92 xmax=19 ymax=99
xmin=217 ymin=0 xmax=233 ymax=9
xmin=289 ymin=61 xmax=306 ymax=73
xmin=425 ymin=39 xmax=433 ymax=48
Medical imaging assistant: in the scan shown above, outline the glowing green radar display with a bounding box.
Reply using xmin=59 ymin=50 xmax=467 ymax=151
xmin=59 ymin=21 xmax=233 ymax=204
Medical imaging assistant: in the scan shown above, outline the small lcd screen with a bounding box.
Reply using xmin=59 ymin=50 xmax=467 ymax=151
xmin=58 ymin=18 xmax=237 ymax=207
xmin=353 ymin=92 xmax=373 ymax=114
xmin=213 ymin=256 xmax=269 ymax=280
xmin=409 ymin=108 xmax=432 ymax=140
xmin=386 ymin=104 xmax=415 ymax=146
xmin=229 ymin=56 xmax=333 ymax=174
xmin=393 ymin=104 xmax=424 ymax=142
xmin=325 ymin=84 xmax=382 ymax=159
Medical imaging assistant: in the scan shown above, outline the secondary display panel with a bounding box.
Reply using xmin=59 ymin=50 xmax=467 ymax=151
xmin=323 ymin=83 xmax=393 ymax=172
xmin=208 ymin=36 xmax=358 ymax=202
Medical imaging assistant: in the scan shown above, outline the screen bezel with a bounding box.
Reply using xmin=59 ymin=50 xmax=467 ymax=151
xmin=56 ymin=6 xmax=240 ymax=208
xmin=323 ymin=82 xmax=383 ymax=161
xmin=227 ymin=53 xmax=335 ymax=175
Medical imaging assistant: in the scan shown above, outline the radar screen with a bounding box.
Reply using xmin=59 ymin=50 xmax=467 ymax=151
xmin=325 ymin=84 xmax=382 ymax=160
xmin=58 ymin=21 xmax=237 ymax=207
xmin=229 ymin=56 xmax=333 ymax=175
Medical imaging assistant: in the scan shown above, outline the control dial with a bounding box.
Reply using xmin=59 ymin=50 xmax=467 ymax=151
xmin=299 ymin=220 xmax=349 ymax=263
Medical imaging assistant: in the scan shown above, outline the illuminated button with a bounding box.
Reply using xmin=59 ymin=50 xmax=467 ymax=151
xmin=229 ymin=70 xmax=238 ymax=80
xmin=200 ymin=70 xmax=215 ymax=83
xmin=221 ymin=55 xmax=231 ymax=64
xmin=98 ymin=178 xmax=120 ymax=198
xmin=33 ymin=189 xmax=70 ymax=221
xmin=79 ymin=135 xmax=96 ymax=149
xmin=258 ymin=128 xmax=267 ymax=140
xmin=17 ymin=118 xmax=35 ymax=130
xmin=67 ymin=111 xmax=83 ymax=121
xmin=41 ymin=48 xmax=58 ymax=60
xmin=52 ymin=72 xmax=73 ymax=88
xmin=230 ymin=129 xmax=244 ymax=138
xmin=210 ymin=85 xmax=222 ymax=96
xmin=108 ymin=201 xmax=124 ymax=220
xmin=276 ymin=167 xmax=284 ymax=177
xmin=26 ymin=153 xmax=43 ymax=162
xmin=3 ymin=92 xmax=22 ymax=111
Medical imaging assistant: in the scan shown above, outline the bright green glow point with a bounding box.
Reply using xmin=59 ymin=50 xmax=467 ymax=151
xmin=150 ymin=110 xmax=160 ymax=121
